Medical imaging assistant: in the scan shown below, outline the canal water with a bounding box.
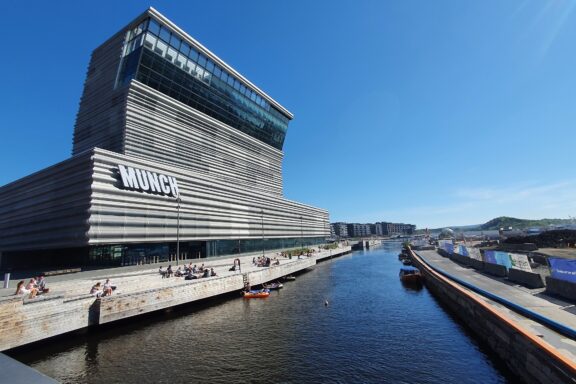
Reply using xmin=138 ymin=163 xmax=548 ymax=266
xmin=10 ymin=242 xmax=516 ymax=383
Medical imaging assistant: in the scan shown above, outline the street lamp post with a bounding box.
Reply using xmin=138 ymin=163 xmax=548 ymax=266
xmin=300 ymin=215 xmax=303 ymax=250
xmin=176 ymin=197 xmax=181 ymax=266
xmin=261 ymin=209 xmax=265 ymax=258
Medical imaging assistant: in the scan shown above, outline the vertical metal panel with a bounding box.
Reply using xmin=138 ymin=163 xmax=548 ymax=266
xmin=89 ymin=149 xmax=329 ymax=245
xmin=0 ymin=153 xmax=93 ymax=250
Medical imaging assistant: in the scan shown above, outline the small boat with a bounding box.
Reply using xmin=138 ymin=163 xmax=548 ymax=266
xmin=398 ymin=251 xmax=410 ymax=260
xmin=263 ymin=282 xmax=283 ymax=290
xmin=399 ymin=266 xmax=422 ymax=284
xmin=243 ymin=289 xmax=270 ymax=298
xmin=284 ymin=275 xmax=296 ymax=281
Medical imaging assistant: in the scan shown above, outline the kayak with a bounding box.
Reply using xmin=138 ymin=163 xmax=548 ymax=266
xmin=243 ymin=289 xmax=270 ymax=298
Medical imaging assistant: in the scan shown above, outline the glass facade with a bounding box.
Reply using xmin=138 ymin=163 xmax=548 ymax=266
xmin=117 ymin=17 xmax=290 ymax=150
xmin=89 ymin=237 xmax=326 ymax=266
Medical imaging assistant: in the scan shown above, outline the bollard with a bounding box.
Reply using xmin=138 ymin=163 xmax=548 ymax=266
xmin=3 ymin=273 xmax=10 ymax=289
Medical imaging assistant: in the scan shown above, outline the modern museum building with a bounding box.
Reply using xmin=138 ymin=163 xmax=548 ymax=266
xmin=0 ymin=8 xmax=329 ymax=269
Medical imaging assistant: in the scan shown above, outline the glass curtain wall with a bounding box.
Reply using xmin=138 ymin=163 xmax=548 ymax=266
xmin=89 ymin=237 xmax=326 ymax=266
xmin=117 ymin=17 xmax=290 ymax=150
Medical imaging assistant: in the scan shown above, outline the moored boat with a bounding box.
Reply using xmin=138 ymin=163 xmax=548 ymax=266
xmin=399 ymin=266 xmax=422 ymax=284
xmin=284 ymin=275 xmax=296 ymax=281
xmin=263 ymin=282 xmax=283 ymax=290
xmin=243 ymin=289 xmax=270 ymax=298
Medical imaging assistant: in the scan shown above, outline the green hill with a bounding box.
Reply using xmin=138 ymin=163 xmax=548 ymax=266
xmin=479 ymin=216 xmax=570 ymax=230
xmin=425 ymin=216 xmax=571 ymax=233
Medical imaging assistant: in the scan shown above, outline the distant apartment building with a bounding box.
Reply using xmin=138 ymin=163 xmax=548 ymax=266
xmin=378 ymin=222 xmax=416 ymax=236
xmin=331 ymin=222 xmax=349 ymax=238
xmin=346 ymin=223 xmax=372 ymax=238
xmin=330 ymin=221 xmax=416 ymax=238
xmin=375 ymin=223 xmax=384 ymax=236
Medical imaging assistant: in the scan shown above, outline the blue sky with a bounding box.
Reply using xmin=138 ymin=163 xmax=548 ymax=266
xmin=1 ymin=0 xmax=576 ymax=229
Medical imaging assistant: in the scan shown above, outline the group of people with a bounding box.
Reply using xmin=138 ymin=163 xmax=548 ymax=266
xmin=252 ymin=256 xmax=280 ymax=267
xmin=159 ymin=263 xmax=217 ymax=280
xmin=15 ymin=274 xmax=49 ymax=299
xmin=278 ymin=249 xmax=316 ymax=259
xmin=90 ymin=279 xmax=116 ymax=298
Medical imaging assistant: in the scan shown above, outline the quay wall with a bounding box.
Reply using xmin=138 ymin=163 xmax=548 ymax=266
xmin=0 ymin=247 xmax=350 ymax=351
xmin=99 ymin=258 xmax=315 ymax=324
xmin=351 ymin=240 xmax=382 ymax=251
xmin=409 ymin=248 xmax=576 ymax=384
xmin=0 ymin=294 xmax=97 ymax=351
xmin=316 ymin=246 xmax=352 ymax=262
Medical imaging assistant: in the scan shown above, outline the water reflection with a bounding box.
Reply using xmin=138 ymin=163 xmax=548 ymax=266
xmin=10 ymin=243 xmax=515 ymax=383
xmin=401 ymin=281 xmax=424 ymax=293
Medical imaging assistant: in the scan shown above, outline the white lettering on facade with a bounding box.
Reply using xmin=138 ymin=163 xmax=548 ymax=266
xmin=118 ymin=165 xmax=139 ymax=189
xmin=168 ymin=176 xmax=179 ymax=197
xmin=159 ymin=174 xmax=171 ymax=194
xmin=135 ymin=169 xmax=150 ymax=191
xmin=146 ymin=171 xmax=161 ymax=193
xmin=117 ymin=165 xmax=179 ymax=198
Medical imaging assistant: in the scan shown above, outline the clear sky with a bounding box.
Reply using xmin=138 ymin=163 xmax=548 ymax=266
xmin=1 ymin=0 xmax=576 ymax=229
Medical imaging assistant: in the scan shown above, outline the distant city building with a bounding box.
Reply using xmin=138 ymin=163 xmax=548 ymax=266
xmin=375 ymin=223 xmax=384 ymax=236
xmin=330 ymin=221 xmax=416 ymax=238
xmin=331 ymin=222 xmax=349 ymax=238
xmin=346 ymin=223 xmax=372 ymax=238
xmin=377 ymin=222 xmax=416 ymax=236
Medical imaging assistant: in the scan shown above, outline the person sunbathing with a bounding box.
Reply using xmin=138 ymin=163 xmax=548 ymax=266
xmin=90 ymin=282 xmax=103 ymax=297
xmin=15 ymin=280 xmax=38 ymax=299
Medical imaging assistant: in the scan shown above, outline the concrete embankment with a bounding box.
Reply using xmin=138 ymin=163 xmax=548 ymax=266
xmin=0 ymin=353 xmax=57 ymax=384
xmin=409 ymin=248 xmax=576 ymax=384
xmin=0 ymin=246 xmax=351 ymax=351
xmin=351 ymin=239 xmax=383 ymax=250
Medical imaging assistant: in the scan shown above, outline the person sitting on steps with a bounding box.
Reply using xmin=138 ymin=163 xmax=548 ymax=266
xmin=90 ymin=282 xmax=103 ymax=298
xmin=15 ymin=280 xmax=37 ymax=299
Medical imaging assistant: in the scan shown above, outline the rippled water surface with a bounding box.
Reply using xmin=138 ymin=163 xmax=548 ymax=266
xmin=11 ymin=242 xmax=515 ymax=383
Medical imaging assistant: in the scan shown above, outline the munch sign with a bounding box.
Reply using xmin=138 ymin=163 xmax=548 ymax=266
xmin=118 ymin=164 xmax=180 ymax=198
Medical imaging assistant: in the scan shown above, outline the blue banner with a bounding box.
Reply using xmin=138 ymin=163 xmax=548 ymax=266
xmin=483 ymin=250 xmax=496 ymax=264
xmin=438 ymin=240 xmax=453 ymax=254
xmin=549 ymin=258 xmax=576 ymax=283
xmin=457 ymin=245 xmax=469 ymax=257
xmin=494 ymin=251 xmax=513 ymax=270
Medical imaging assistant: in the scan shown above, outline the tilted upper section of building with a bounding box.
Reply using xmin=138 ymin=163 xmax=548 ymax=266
xmin=73 ymin=6 xmax=292 ymax=153
xmin=73 ymin=7 xmax=294 ymax=196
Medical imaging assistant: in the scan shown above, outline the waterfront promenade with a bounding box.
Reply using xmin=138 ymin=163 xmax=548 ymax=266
xmin=8 ymin=244 xmax=515 ymax=384
xmin=413 ymin=249 xmax=576 ymax=383
xmin=0 ymin=246 xmax=351 ymax=351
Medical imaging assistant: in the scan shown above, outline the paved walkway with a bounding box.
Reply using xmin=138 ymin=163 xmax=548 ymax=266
xmin=0 ymin=248 xmax=341 ymax=299
xmin=415 ymin=250 xmax=576 ymax=361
